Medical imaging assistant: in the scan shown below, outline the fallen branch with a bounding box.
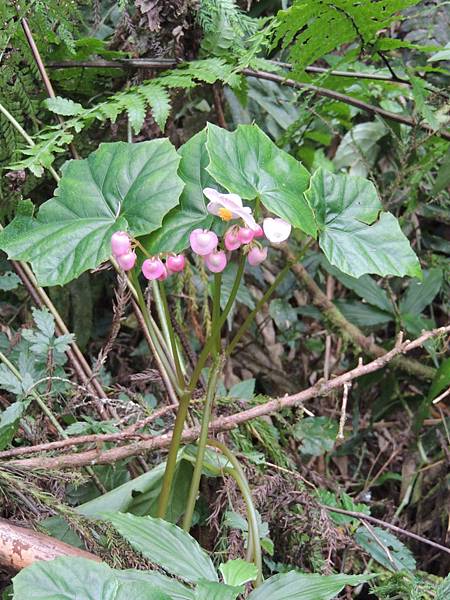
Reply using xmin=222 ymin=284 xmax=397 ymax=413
xmin=4 ymin=326 xmax=448 ymax=471
xmin=0 ymin=518 xmax=100 ymax=571
xmin=318 ymin=505 xmax=450 ymax=556
xmin=282 ymin=245 xmax=437 ymax=381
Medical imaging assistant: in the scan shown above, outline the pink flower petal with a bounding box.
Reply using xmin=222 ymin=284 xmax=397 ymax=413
xmin=263 ymin=218 xmax=291 ymax=243
xmin=237 ymin=227 xmax=255 ymax=245
xmin=189 ymin=229 xmax=218 ymax=256
xmin=224 ymin=228 xmax=242 ymax=251
xmin=116 ymin=251 xmax=136 ymax=271
xmin=142 ymin=257 xmax=165 ymax=280
xmin=248 ymin=246 xmax=268 ymax=266
xmin=204 ymin=250 xmax=227 ymax=273
xmin=111 ymin=231 xmax=131 ymax=257
xmin=166 ymin=254 xmax=186 ymax=273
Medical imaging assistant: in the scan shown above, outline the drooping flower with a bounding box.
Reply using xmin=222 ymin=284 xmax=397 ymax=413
xmin=204 ymin=250 xmax=227 ymax=273
xmin=142 ymin=257 xmax=166 ymax=280
xmin=203 ymin=188 xmax=258 ymax=231
xmin=111 ymin=231 xmax=131 ymax=257
xmin=247 ymin=246 xmax=268 ymax=266
xmin=224 ymin=228 xmax=242 ymax=251
xmin=116 ymin=251 xmax=136 ymax=271
xmin=237 ymin=227 xmax=255 ymax=245
xmin=166 ymin=254 xmax=186 ymax=273
xmin=253 ymin=224 xmax=264 ymax=239
xmin=189 ymin=228 xmax=218 ymax=256
xmin=157 ymin=265 xmax=169 ymax=281
xmin=263 ymin=217 xmax=291 ymax=243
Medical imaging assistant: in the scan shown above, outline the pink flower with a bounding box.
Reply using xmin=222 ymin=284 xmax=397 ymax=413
xmin=157 ymin=265 xmax=169 ymax=281
xmin=204 ymin=250 xmax=227 ymax=273
xmin=189 ymin=228 xmax=218 ymax=256
xmin=142 ymin=257 xmax=165 ymax=280
xmin=248 ymin=246 xmax=268 ymax=266
xmin=237 ymin=227 xmax=254 ymax=245
xmin=224 ymin=228 xmax=241 ymax=251
xmin=166 ymin=254 xmax=186 ymax=273
xmin=263 ymin=218 xmax=291 ymax=243
xmin=253 ymin=224 xmax=264 ymax=239
xmin=116 ymin=251 xmax=136 ymax=271
xmin=203 ymin=188 xmax=258 ymax=230
xmin=111 ymin=231 xmax=131 ymax=257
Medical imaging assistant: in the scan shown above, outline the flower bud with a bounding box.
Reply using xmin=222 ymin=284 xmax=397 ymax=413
xmin=204 ymin=250 xmax=227 ymax=273
xmin=142 ymin=257 xmax=165 ymax=280
xmin=111 ymin=231 xmax=131 ymax=257
xmin=237 ymin=227 xmax=255 ymax=245
xmin=253 ymin=224 xmax=264 ymax=239
xmin=166 ymin=254 xmax=186 ymax=273
xmin=263 ymin=218 xmax=291 ymax=243
xmin=189 ymin=229 xmax=218 ymax=256
xmin=116 ymin=251 xmax=136 ymax=271
xmin=248 ymin=246 xmax=268 ymax=266
xmin=224 ymin=228 xmax=241 ymax=251
xmin=157 ymin=265 xmax=169 ymax=281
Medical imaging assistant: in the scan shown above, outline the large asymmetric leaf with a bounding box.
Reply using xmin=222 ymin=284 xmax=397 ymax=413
xmin=105 ymin=512 xmax=218 ymax=583
xmin=12 ymin=557 xmax=171 ymax=600
xmin=0 ymin=141 xmax=183 ymax=286
xmin=305 ymin=168 xmax=421 ymax=278
xmin=146 ymin=129 xmax=214 ymax=254
xmin=247 ymin=572 xmax=373 ymax=600
xmin=206 ymin=123 xmax=316 ymax=237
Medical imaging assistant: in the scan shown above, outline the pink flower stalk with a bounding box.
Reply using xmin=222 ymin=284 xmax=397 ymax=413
xmin=248 ymin=246 xmax=268 ymax=266
xmin=253 ymin=224 xmax=264 ymax=239
xmin=142 ymin=257 xmax=166 ymax=280
xmin=111 ymin=231 xmax=131 ymax=257
xmin=263 ymin=217 xmax=292 ymax=243
xmin=189 ymin=228 xmax=218 ymax=256
xmin=204 ymin=250 xmax=227 ymax=273
xmin=116 ymin=251 xmax=136 ymax=271
xmin=224 ymin=228 xmax=241 ymax=251
xmin=203 ymin=188 xmax=258 ymax=230
xmin=237 ymin=227 xmax=255 ymax=245
xmin=166 ymin=254 xmax=186 ymax=273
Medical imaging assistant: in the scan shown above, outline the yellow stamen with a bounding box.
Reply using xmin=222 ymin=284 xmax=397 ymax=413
xmin=218 ymin=207 xmax=233 ymax=221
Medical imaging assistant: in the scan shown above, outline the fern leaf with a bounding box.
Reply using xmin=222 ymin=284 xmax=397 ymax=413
xmin=138 ymin=84 xmax=171 ymax=131
xmin=123 ymin=94 xmax=146 ymax=134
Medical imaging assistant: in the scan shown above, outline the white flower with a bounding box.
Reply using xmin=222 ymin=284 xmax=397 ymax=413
xmin=263 ymin=217 xmax=292 ymax=243
xmin=203 ymin=187 xmax=258 ymax=230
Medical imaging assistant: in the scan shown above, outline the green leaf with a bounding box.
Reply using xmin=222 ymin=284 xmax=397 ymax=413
xmin=305 ymin=168 xmax=421 ymax=278
xmin=334 ymin=300 xmax=393 ymax=328
xmin=334 ymin=121 xmax=387 ymax=177
xmin=0 ymin=366 xmax=23 ymax=395
xmin=247 ymin=572 xmax=373 ymax=600
xmin=410 ymin=76 xmax=440 ymax=130
xmin=433 ymin=148 xmax=450 ymax=194
xmin=428 ymin=43 xmax=450 ymax=62
xmin=269 ymin=298 xmax=299 ymax=331
xmin=194 ymin=581 xmax=243 ymax=600
xmin=205 ymin=123 xmax=316 ymax=237
xmin=105 ymin=512 xmax=218 ymax=583
xmin=219 ymin=559 xmax=258 ymax=587
xmin=228 ymin=379 xmax=255 ymax=400
xmin=0 ymin=141 xmax=184 ymax=286
xmin=355 ymin=526 xmax=416 ymax=572
xmin=124 ymin=94 xmax=146 ymax=134
xmin=0 ymin=271 xmax=21 ymax=291
xmin=293 ymin=417 xmax=338 ymax=456
xmin=44 ymin=96 xmax=84 ymax=116
xmin=139 ymin=84 xmax=171 ymax=131
xmin=427 ymin=358 xmax=450 ymax=402
xmin=436 ymin=574 xmax=450 ymax=600
xmin=316 ymin=490 xmax=370 ymax=526
xmin=146 ymin=130 xmax=214 ymax=254
xmin=12 ymin=557 xmax=172 ymax=600
xmin=116 ymin=570 xmax=194 ymax=600
xmin=0 ymin=402 xmax=26 ymax=450
xmin=322 ymin=259 xmax=393 ymax=313
xmin=32 ymin=308 xmax=56 ymax=338
xmin=399 ymin=268 xmax=443 ymax=316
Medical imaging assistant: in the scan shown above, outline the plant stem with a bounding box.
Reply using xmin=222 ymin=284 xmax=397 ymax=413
xmin=212 ymin=274 xmax=222 ymax=353
xmin=182 ymin=357 xmax=222 ymax=531
xmin=0 ymin=100 xmax=60 ymax=183
xmin=226 ymin=263 xmax=291 ymax=356
xmin=207 ymin=439 xmax=263 ymax=586
xmin=188 ymin=254 xmax=246 ymax=393
xmin=156 ymin=281 xmax=184 ymax=386
xmin=157 ymin=391 xmax=191 ymax=518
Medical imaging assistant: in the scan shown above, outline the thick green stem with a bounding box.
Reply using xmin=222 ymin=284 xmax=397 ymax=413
xmin=188 ymin=254 xmax=246 ymax=393
xmin=182 ymin=357 xmax=222 ymax=531
xmin=156 ymin=281 xmax=184 ymax=386
xmin=207 ymin=439 xmax=263 ymax=586
xmin=157 ymin=391 xmax=191 ymax=518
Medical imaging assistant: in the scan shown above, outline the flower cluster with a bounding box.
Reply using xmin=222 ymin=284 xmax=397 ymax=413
xmin=111 ymin=231 xmax=185 ymax=280
xmin=189 ymin=188 xmax=291 ymax=273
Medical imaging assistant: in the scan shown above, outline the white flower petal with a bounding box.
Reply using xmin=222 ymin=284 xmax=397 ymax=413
xmin=263 ymin=218 xmax=291 ymax=243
